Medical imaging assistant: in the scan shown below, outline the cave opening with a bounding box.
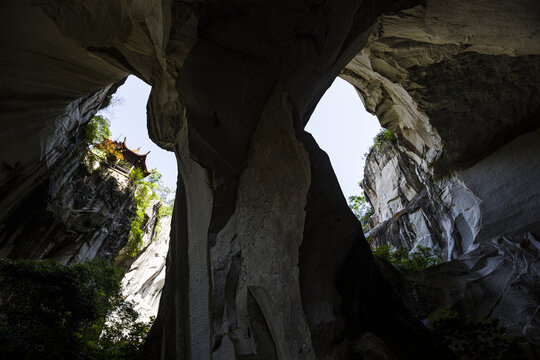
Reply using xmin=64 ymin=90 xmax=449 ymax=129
xmin=93 ymin=75 xmax=176 ymax=325
xmin=2 ymin=1 xmax=540 ymax=358
xmin=97 ymin=75 xmax=177 ymax=201
xmin=305 ymin=76 xmax=380 ymax=233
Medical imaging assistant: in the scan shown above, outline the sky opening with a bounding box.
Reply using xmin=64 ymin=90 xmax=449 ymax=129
xmin=97 ymin=76 xmax=177 ymax=199
xmin=305 ymin=77 xmax=381 ymax=201
xmin=98 ymin=75 xmax=380 ymax=203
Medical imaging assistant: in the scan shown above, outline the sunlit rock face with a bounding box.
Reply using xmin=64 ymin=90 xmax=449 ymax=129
xmin=362 ymin=130 xmax=540 ymax=356
xmin=349 ymin=0 xmax=540 ymax=259
xmin=343 ymin=0 xmax=540 ymax=256
xmin=122 ymin=215 xmax=171 ymax=324
xmin=344 ymin=0 xmax=540 ymax=356
xmin=1 ymin=0 xmax=539 ymax=359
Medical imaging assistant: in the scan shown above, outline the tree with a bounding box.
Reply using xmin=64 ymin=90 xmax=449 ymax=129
xmin=86 ymin=115 xmax=112 ymax=146
xmin=372 ymin=245 xmax=443 ymax=273
xmin=348 ymin=184 xmax=374 ymax=232
xmin=125 ymin=169 xmax=174 ymax=258
xmin=0 ymin=259 xmax=151 ymax=360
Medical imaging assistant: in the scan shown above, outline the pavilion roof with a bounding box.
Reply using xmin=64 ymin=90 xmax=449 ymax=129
xmin=112 ymin=137 xmax=151 ymax=177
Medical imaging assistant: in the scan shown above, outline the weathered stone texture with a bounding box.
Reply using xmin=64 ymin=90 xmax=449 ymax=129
xmin=364 ymin=126 xmax=540 ymax=259
xmin=122 ymin=215 xmax=171 ymax=324
xmin=0 ymin=133 xmax=136 ymax=264
xmin=378 ymin=233 xmax=540 ymax=358
xmin=2 ymin=0 xmax=540 ymax=359
xmin=350 ymin=2 xmax=540 ymax=355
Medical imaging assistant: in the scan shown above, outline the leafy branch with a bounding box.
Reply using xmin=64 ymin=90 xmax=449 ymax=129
xmin=372 ymin=244 xmax=443 ymax=273
xmin=125 ymin=170 xmax=173 ymax=258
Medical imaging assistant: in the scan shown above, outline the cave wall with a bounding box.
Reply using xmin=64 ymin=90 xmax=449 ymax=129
xmin=342 ymin=0 xmax=540 ymax=259
xmin=2 ymin=0 xmax=540 ymax=359
xmin=0 ymin=115 xmax=138 ymax=264
xmin=362 ymin=130 xmax=540 ymax=355
xmin=342 ymin=1 xmax=540 ymax=355
xmin=122 ymin=213 xmax=171 ymax=324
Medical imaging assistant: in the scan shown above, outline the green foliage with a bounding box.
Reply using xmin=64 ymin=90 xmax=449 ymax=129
xmin=129 ymin=167 xmax=145 ymax=183
xmin=126 ymin=182 xmax=158 ymax=258
xmin=86 ymin=115 xmax=112 ymax=146
xmin=125 ymin=170 xmax=172 ymax=258
xmin=154 ymin=201 xmax=174 ymax=236
xmin=364 ymin=128 xmax=398 ymax=159
xmin=348 ymin=190 xmax=374 ymax=232
xmin=372 ymin=244 xmax=443 ymax=273
xmin=101 ymin=95 xmax=113 ymax=109
xmin=0 ymin=258 xmax=151 ymax=360
xmin=429 ymin=309 xmax=521 ymax=360
xmin=93 ymin=304 xmax=154 ymax=360
xmin=159 ymin=201 xmax=174 ymax=217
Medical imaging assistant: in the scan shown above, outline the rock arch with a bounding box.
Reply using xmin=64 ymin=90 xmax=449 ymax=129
xmin=1 ymin=1 xmax=539 ymax=359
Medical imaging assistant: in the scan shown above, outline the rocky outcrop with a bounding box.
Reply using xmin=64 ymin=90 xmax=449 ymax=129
xmin=348 ymin=0 xmax=540 ymax=259
xmin=351 ymin=3 xmax=540 ymax=354
xmin=2 ymin=1 xmax=540 ymax=359
xmin=361 ymin=128 xmax=540 ymax=356
xmin=362 ymin=138 xmax=482 ymax=259
xmin=363 ymin=126 xmax=540 ymax=258
xmin=122 ymin=215 xmax=171 ymax=324
xmin=0 ymin=129 xmax=137 ymax=264
xmin=378 ymin=232 xmax=540 ymax=358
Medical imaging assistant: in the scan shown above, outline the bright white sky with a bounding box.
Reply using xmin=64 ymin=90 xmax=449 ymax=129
xmin=306 ymin=77 xmax=381 ymax=199
xmin=99 ymin=75 xmax=380 ymax=201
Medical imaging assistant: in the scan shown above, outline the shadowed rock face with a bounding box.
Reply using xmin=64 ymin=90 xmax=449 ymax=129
xmin=0 ymin=108 xmax=137 ymax=264
xmin=377 ymin=233 xmax=540 ymax=358
xmin=1 ymin=0 xmax=539 ymax=359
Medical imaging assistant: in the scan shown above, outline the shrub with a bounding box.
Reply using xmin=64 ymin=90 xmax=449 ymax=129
xmin=429 ymin=309 xmax=521 ymax=360
xmin=86 ymin=115 xmax=112 ymax=146
xmin=372 ymin=244 xmax=443 ymax=273
xmin=101 ymin=94 xmax=113 ymax=109
xmin=126 ymin=183 xmax=157 ymax=258
xmin=0 ymin=258 xmax=151 ymax=360
xmin=125 ymin=170 xmax=173 ymax=258
xmin=348 ymin=189 xmax=374 ymax=232
xmin=129 ymin=167 xmax=145 ymax=183
xmin=364 ymin=128 xmax=398 ymax=158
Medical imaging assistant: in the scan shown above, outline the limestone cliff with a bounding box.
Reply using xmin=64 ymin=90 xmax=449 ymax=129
xmin=363 ymin=128 xmax=540 ymax=257
xmin=376 ymin=232 xmax=540 ymax=358
xmin=0 ymin=122 xmax=137 ymax=264
xmin=360 ymin=127 xmax=540 ymax=357
xmin=351 ymin=3 xmax=540 ymax=355
xmin=2 ymin=0 xmax=540 ymax=359
xmin=0 ymin=111 xmax=172 ymax=323
xmin=122 ymin=215 xmax=171 ymax=324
